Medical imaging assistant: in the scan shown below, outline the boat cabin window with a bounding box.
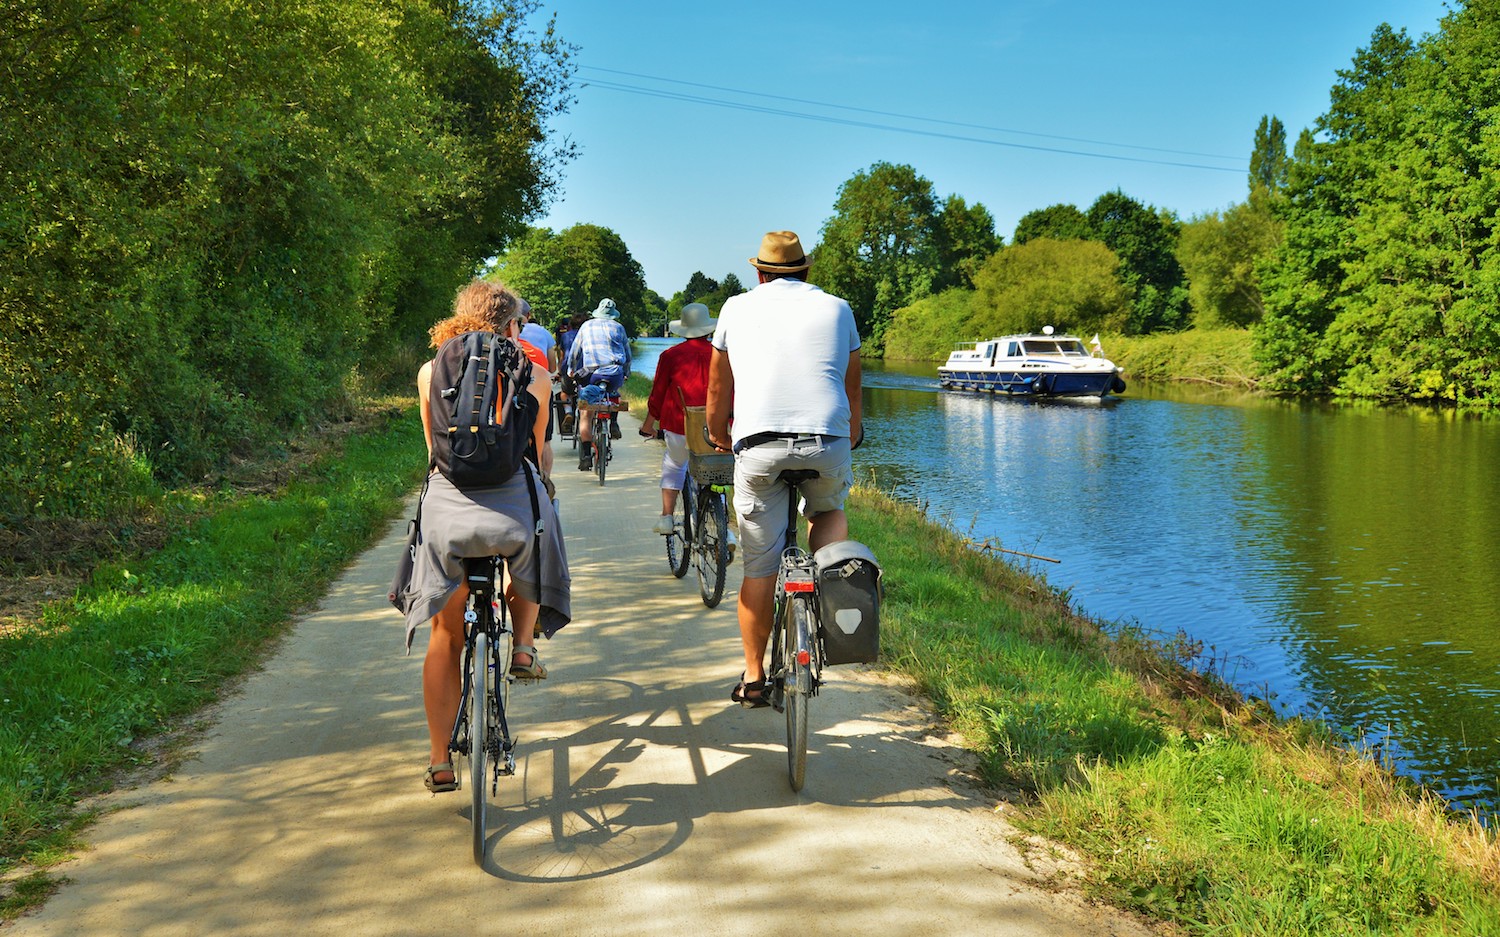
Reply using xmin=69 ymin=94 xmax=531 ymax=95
xmin=983 ymin=342 xmax=996 ymax=358
xmin=1021 ymin=339 xmax=1088 ymax=356
xmin=1007 ymin=341 xmax=1021 ymax=357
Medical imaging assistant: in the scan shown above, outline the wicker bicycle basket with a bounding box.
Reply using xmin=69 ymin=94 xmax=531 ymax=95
xmin=688 ymin=451 xmax=735 ymax=487
xmin=683 ymin=405 xmax=735 ymax=487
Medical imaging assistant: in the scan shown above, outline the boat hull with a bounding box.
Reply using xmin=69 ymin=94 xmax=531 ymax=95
xmin=937 ymin=368 xmax=1124 ymax=397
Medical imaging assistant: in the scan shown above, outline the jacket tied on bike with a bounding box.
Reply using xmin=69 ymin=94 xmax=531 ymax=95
xmin=399 ymin=468 xmax=572 ymax=653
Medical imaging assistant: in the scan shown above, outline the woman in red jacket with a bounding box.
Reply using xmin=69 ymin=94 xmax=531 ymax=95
xmin=644 ymin=303 xmax=716 ymax=535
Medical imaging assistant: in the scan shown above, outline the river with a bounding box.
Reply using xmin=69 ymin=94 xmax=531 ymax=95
xmin=632 ymin=338 xmax=1500 ymax=812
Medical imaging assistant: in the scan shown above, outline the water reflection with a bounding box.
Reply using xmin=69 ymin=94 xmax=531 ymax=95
xmin=637 ymin=341 xmax=1500 ymax=809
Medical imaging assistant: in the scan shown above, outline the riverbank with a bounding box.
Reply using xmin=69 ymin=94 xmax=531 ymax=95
xmin=4 ymin=389 xmax=1498 ymax=933
xmin=879 ymin=326 xmax=1261 ymax=390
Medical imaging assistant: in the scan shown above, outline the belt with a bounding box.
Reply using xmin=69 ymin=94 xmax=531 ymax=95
xmin=733 ymin=431 xmax=837 ymax=454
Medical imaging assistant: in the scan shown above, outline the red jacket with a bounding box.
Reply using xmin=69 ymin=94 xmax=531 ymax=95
xmin=647 ymin=337 xmax=712 ymax=435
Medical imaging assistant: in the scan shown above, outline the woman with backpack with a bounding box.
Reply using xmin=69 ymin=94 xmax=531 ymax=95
xmin=402 ymin=279 xmax=571 ymax=794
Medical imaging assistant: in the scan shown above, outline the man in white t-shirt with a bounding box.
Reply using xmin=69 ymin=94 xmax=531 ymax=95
xmin=706 ymin=230 xmax=863 ymax=708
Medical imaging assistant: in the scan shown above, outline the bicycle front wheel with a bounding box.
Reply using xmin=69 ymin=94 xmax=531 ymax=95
xmin=784 ymin=595 xmax=812 ymax=791
xmin=667 ymin=480 xmax=691 ymax=578
xmin=469 ymin=630 xmax=490 ymax=864
xmin=695 ymin=490 xmax=729 ymax=608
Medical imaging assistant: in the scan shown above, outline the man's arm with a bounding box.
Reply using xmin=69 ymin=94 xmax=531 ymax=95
xmin=706 ymin=347 xmax=734 ymax=451
xmin=845 ymin=350 xmax=863 ymax=447
xmin=565 ymin=331 xmax=581 ymax=374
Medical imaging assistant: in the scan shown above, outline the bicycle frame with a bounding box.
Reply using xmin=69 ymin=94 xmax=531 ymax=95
xmin=450 ymin=556 xmax=516 ymax=864
xmin=766 ymin=470 xmax=825 ymax=790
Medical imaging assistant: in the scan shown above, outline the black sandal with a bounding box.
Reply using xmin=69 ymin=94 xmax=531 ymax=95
xmin=731 ymin=673 xmax=770 ymax=708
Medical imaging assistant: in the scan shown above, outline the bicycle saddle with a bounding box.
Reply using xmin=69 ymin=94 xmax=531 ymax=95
xmin=777 ymin=469 xmax=820 ymax=484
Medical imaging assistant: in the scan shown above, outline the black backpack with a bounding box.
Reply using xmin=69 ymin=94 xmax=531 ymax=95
xmin=429 ymin=330 xmax=538 ymax=488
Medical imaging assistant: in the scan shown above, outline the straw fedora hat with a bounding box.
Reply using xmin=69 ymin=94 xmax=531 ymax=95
xmin=748 ymin=230 xmax=811 ymax=273
xmin=669 ymin=302 xmax=717 ymax=338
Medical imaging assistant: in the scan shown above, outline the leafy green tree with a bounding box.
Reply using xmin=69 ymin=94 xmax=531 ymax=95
xmin=683 ymin=272 xmax=720 ymax=300
xmin=932 ymin=195 xmax=1001 ymax=291
xmin=970 ymin=238 xmax=1131 ymax=339
xmin=811 ymin=163 xmax=998 ymax=349
xmin=1177 ymin=191 xmax=1283 ymax=329
xmin=1250 ymin=115 xmax=1290 ymax=195
xmin=883 ymin=289 xmax=977 ymax=361
xmin=0 ymin=0 xmax=576 ymax=520
xmin=811 ymin=162 xmax=941 ymax=348
xmin=491 ymin=223 xmax=649 ymax=335
xmin=1257 ymin=8 xmax=1500 ymax=404
xmin=1086 ymin=191 xmax=1190 ymax=334
xmin=1013 ymin=204 xmax=1092 ymax=245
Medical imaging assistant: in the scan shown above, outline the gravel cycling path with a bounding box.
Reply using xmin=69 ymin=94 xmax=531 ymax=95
xmin=12 ymin=416 xmax=1155 ymax=937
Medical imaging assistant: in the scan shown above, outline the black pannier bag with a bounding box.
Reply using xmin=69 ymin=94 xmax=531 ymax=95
xmin=812 ymin=540 xmax=883 ymax=665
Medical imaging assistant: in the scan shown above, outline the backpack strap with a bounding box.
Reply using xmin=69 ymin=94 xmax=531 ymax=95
xmin=522 ymin=459 xmax=545 ymax=602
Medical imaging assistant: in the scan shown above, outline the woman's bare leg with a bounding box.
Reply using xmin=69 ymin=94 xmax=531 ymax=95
xmin=423 ymin=586 xmax=468 ymax=778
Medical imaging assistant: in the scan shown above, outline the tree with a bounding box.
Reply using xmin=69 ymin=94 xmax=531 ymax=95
xmin=682 ymin=272 xmax=720 ymax=300
xmin=1086 ymin=191 xmax=1190 ymax=334
xmin=1177 ymin=190 xmax=1283 ymax=329
xmin=882 ymin=289 xmax=977 ymax=361
xmin=970 ymin=238 xmax=1131 ymax=339
xmin=491 ymin=223 xmax=649 ymax=335
xmin=0 ymin=0 xmax=577 ymax=519
xmin=1249 ymin=115 xmax=1290 ymax=195
xmin=668 ymin=271 xmax=746 ymax=317
xmin=812 ymin=162 xmax=940 ymax=348
xmin=1012 ymin=203 xmax=1092 ymax=245
xmin=1256 ymin=10 xmax=1500 ymax=404
xmin=932 ymin=195 xmax=1001 ymax=291
xmin=811 ymin=162 xmax=995 ymax=349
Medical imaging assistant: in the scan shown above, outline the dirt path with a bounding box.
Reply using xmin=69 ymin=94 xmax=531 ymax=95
xmin=11 ymin=416 xmax=1155 ymax=937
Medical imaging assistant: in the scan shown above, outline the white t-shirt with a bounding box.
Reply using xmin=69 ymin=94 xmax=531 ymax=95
xmin=711 ymin=278 xmax=861 ymax=445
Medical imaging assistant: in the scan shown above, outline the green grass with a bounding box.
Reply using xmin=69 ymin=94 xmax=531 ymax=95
xmin=0 ymin=405 xmax=425 ymax=903
xmin=1108 ymin=328 xmax=1260 ymax=388
xmin=848 ymin=485 xmax=1500 ymax=935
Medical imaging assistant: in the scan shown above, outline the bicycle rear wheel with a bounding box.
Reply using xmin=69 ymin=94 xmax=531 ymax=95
xmin=553 ymin=394 xmax=571 ymax=441
xmin=667 ymin=480 xmax=691 ymax=578
xmin=695 ymin=490 xmax=729 ymax=608
xmin=595 ymin=426 xmax=609 ymax=486
xmin=784 ymin=595 xmax=812 ymax=791
xmin=469 ymin=630 xmax=489 ymax=864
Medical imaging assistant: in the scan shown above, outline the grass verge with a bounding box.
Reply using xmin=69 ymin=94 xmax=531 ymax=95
xmin=0 ymin=403 xmax=424 ymax=917
xmin=849 ymin=485 xmax=1500 ymax=935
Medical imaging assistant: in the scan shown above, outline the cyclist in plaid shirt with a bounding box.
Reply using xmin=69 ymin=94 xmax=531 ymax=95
xmin=566 ymin=298 xmax=632 ymax=471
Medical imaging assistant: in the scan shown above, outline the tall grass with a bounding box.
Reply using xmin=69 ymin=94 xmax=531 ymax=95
xmin=1109 ymin=328 xmax=1260 ymax=388
xmin=849 ymin=485 xmax=1500 ymax=935
xmin=0 ymin=408 xmax=425 ymax=878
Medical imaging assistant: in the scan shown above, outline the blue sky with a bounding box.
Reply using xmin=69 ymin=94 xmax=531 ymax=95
xmin=530 ymin=1 xmax=1451 ymax=297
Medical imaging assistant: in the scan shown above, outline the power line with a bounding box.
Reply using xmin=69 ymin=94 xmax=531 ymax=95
xmin=581 ymin=65 xmax=1246 ymax=168
xmin=581 ymin=77 xmax=1244 ymax=173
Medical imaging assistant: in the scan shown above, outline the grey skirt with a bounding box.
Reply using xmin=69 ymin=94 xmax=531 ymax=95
xmin=399 ymin=466 xmax=571 ymax=651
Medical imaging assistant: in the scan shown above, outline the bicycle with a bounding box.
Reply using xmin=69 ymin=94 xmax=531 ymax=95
xmin=664 ymin=470 xmax=733 ymax=608
xmin=552 ymin=385 xmax=574 ymax=447
xmin=665 ymin=473 xmax=693 ymax=579
xmin=765 ymin=468 xmax=824 ymax=792
xmin=450 ymin=555 xmax=516 ymax=865
xmin=586 ymin=392 xmax=626 ymax=486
